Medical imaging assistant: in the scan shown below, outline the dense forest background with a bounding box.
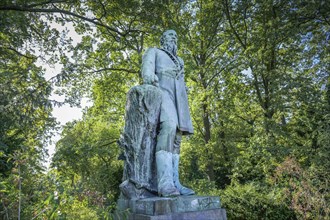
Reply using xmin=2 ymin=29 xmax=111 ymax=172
xmin=1 ymin=0 xmax=329 ymax=219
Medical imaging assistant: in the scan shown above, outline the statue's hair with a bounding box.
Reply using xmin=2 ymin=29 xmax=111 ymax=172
xmin=160 ymin=29 xmax=177 ymax=46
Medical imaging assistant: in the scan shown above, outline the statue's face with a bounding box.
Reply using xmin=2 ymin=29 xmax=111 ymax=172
xmin=161 ymin=30 xmax=178 ymax=55
xmin=163 ymin=30 xmax=178 ymax=46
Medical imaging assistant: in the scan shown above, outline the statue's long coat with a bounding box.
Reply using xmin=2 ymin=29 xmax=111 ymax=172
xmin=141 ymin=47 xmax=194 ymax=135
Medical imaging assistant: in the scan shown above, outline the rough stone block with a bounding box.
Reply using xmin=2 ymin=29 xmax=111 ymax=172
xmin=114 ymin=195 xmax=227 ymax=220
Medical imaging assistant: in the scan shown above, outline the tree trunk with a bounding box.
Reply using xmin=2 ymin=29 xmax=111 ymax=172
xmin=18 ymin=164 xmax=21 ymax=220
xmin=202 ymin=102 xmax=215 ymax=181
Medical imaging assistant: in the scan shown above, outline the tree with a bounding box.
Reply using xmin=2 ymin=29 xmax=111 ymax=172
xmin=0 ymin=12 xmax=56 ymax=220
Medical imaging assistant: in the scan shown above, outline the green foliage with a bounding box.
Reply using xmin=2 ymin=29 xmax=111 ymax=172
xmin=221 ymin=182 xmax=296 ymax=220
xmin=52 ymin=116 xmax=123 ymax=212
xmin=271 ymin=158 xmax=329 ymax=219
xmin=59 ymin=198 xmax=99 ymax=219
xmin=51 ymin=88 xmax=126 ymax=217
xmin=0 ymin=3 xmax=58 ymax=219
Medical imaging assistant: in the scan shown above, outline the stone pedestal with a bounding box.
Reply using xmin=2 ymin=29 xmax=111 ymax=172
xmin=113 ymin=195 xmax=227 ymax=220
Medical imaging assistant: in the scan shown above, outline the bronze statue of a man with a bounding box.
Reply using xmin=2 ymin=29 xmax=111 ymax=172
xmin=141 ymin=30 xmax=195 ymax=197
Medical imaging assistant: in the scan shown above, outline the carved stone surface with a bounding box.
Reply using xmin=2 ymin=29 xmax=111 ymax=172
xmin=118 ymin=84 xmax=162 ymax=198
xmin=114 ymin=195 xmax=227 ymax=220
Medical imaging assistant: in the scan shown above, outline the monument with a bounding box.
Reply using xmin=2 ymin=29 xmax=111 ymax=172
xmin=115 ymin=30 xmax=226 ymax=220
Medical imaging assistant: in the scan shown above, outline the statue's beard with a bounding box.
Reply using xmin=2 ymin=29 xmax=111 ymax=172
xmin=162 ymin=41 xmax=177 ymax=56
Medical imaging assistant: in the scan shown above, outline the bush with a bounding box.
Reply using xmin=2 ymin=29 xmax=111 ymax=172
xmin=271 ymin=157 xmax=330 ymax=219
xmin=220 ymin=182 xmax=296 ymax=220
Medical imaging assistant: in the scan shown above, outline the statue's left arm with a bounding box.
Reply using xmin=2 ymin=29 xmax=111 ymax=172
xmin=178 ymin=57 xmax=188 ymax=92
xmin=178 ymin=57 xmax=185 ymax=79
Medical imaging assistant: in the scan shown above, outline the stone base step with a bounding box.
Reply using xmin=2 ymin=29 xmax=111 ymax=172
xmin=113 ymin=208 xmax=226 ymax=220
xmin=114 ymin=195 xmax=227 ymax=220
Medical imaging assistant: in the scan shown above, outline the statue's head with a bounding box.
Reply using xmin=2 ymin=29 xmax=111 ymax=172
xmin=160 ymin=29 xmax=178 ymax=55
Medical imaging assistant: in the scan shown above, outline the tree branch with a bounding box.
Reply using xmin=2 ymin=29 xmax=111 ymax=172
xmin=223 ymin=0 xmax=247 ymax=49
xmin=0 ymin=4 xmax=140 ymax=37
xmin=24 ymin=0 xmax=67 ymax=9
xmin=1 ymin=46 xmax=35 ymax=59
xmin=89 ymin=67 xmax=139 ymax=74
xmin=250 ymin=66 xmax=264 ymax=109
xmin=97 ymin=140 xmax=118 ymax=148
xmin=206 ymin=59 xmax=236 ymax=87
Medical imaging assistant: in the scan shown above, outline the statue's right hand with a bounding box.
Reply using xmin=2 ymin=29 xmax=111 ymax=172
xmin=143 ymin=74 xmax=159 ymax=87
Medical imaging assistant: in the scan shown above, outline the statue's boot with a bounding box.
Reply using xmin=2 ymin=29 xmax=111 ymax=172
xmin=173 ymin=154 xmax=195 ymax=196
xmin=156 ymin=150 xmax=180 ymax=197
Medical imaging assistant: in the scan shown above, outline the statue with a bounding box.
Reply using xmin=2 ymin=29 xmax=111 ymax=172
xmin=141 ymin=30 xmax=194 ymax=197
xmin=118 ymin=30 xmax=194 ymax=199
xmin=116 ymin=30 xmax=227 ymax=219
xmin=114 ymin=30 xmax=227 ymax=220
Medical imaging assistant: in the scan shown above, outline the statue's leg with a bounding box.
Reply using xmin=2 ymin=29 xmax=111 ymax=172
xmin=156 ymin=120 xmax=180 ymax=197
xmin=173 ymin=132 xmax=195 ymax=196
